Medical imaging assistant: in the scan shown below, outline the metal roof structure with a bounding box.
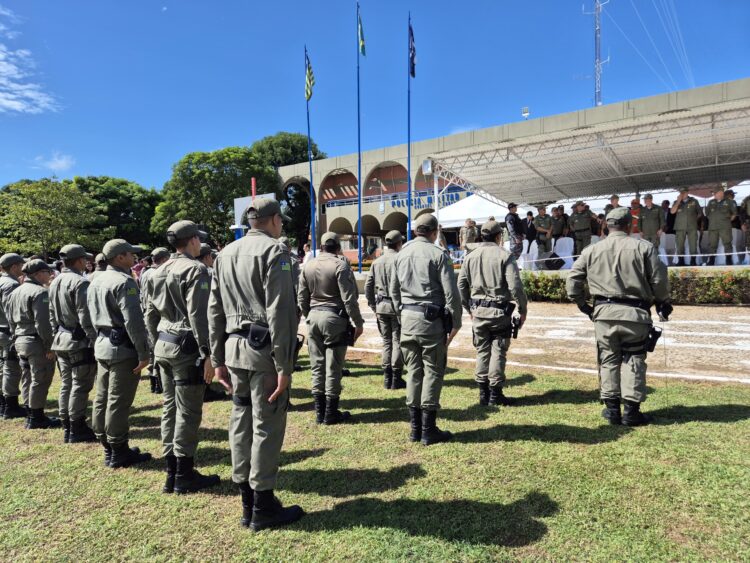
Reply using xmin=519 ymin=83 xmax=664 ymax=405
xmin=278 ymin=78 xmax=750 ymax=207
xmin=427 ymin=84 xmax=750 ymax=205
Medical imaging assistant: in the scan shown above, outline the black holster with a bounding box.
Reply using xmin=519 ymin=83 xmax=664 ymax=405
xmin=647 ymin=326 xmax=662 ymax=353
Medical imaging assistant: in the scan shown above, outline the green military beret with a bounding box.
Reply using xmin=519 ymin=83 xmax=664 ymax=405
xmin=414 ymin=213 xmax=438 ymax=233
xmin=606 ymin=206 xmax=632 ymax=226
xmin=102 ymin=239 xmax=143 ymax=260
xmin=167 ymin=220 xmax=207 ymax=242
xmin=385 ymin=230 xmax=403 ymax=244
xmin=321 ymin=232 xmax=340 ymax=246
xmin=59 ymin=244 xmax=93 ymax=262
xmin=0 ymin=253 xmax=25 ymax=269
xmin=644 ymin=194 xmax=653 ymax=200
xmin=22 ymin=258 xmax=53 ymax=275
xmin=679 ymin=187 xmax=689 ymax=193
xmin=481 ymin=220 xmax=503 ymax=236
xmin=151 ymin=247 xmax=170 ymax=261
xmin=575 ymin=200 xmax=585 ymax=207
xmin=245 ymin=199 xmax=290 ymax=222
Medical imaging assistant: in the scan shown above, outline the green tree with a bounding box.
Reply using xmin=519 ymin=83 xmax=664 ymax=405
xmin=152 ymin=147 xmax=277 ymax=246
xmin=250 ymin=132 xmax=326 ymax=252
xmin=69 ymin=176 xmax=162 ymax=247
xmin=0 ymin=179 xmax=111 ymax=258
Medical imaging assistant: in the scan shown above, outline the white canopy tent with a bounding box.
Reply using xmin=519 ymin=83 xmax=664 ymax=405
xmin=432 ymin=194 xmax=532 ymax=229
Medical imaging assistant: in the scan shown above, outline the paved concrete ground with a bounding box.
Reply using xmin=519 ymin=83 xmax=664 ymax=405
xmin=303 ymin=298 xmax=750 ymax=385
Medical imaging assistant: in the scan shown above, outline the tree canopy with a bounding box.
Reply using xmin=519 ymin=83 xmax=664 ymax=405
xmin=0 ymin=179 xmax=110 ymax=258
xmin=151 ymin=147 xmax=277 ymax=246
xmin=69 ymin=176 xmax=162 ymax=247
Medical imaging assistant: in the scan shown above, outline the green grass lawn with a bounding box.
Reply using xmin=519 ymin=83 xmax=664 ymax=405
xmin=1 ymin=356 xmax=749 ymax=562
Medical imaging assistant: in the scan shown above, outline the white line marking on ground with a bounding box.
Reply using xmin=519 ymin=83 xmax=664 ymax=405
xmin=347 ymin=347 xmax=750 ymax=385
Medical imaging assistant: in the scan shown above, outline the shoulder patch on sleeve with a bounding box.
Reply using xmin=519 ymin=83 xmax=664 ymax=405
xmin=200 ymin=281 xmax=209 ymax=290
xmin=280 ymin=259 xmax=291 ymax=272
xmin=127 ymin=287 xmax=137 ymax=296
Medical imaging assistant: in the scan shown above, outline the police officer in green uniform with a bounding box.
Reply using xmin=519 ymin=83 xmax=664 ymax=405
xmin=550 ymin=206 xmax=567 ymax=244
xmin=49 ymin=244 xmax=98 ymax=443
xmin=0 ymin=253 xmax=26 ymax=419
xmin=603 ymin=194 xmax=621 ymax=216
xmin=88 ymin=239 xmax=152 ymax=468
xmin=389 ymin=213 xmax=462 ymax=446
xmin=670 ymin=187 xmax=703 ymax=266
xmin=364 ymin=230 xmax=405 ymax=390
xmin=704 ymin=186 xmax=738 ymax=265
xmin=569 ymin=201 xmax=600 ymax=255
xmin=637 ymin=194 xmax=665 ymax=248
xmin=146 ymin=221 xmax=220 ymax=494
xmin=532 ymin=206 xmax=553 ymax=254
xmin=566 ymin=207 xmax=671 ymax=426
xmin=88 ymin=253 xmax=107 ymax=283
xmin=741 ymin=193 xmax=750 ymax=262
xmin=457 ymin=220 xmax=528 ymax=406
xmin=298 ymin=232 xmax=364 ymax=424
xmin=141 ymin=247 xmax=170 ymax=394
xmin=208 ymin=198 xmax=304 ymax=531
xmin=7 ymin=259 xmax=61 ymax=430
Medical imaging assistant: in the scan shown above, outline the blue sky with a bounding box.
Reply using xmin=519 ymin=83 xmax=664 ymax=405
xmin=0 ymin=0 xmax=748 ymax=189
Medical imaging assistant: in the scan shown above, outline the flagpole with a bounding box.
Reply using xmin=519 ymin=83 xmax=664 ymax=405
xmin=406 ymin=13 xmax=412 ymax=241
xmin=305 ymin=47 xmax=317 ymax=257
xmin=356 ymin=1 xmax=363 ymax=273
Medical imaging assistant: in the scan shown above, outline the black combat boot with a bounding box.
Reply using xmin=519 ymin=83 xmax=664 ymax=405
xmin=313 ymin=393 xmax=326 ymax=424
xmin=342 ymin=368 xmax=352 ymax=377
xmin=239 ymin=482 xmax=254 ymax=528
xmin=2 ymin=396 xmax=26 ymax=419
xmin=601 ymin=398 xmax=622 ymax=425
xmin=408 ymin=407 xmax=422 ymax=442
xmin=109 ymin=441 xmax=152 ymax=468
xmin=676 ymin=257 xmax=685 ymax=267
xmin=25 ymin=408 xmax=61 ymax=429
xmin=420 ymin=410 xmax=452 ymax=446
xmin=391 ymin=368 xmax=406 ymax=389
xmin=174 ymin=457 xmax=220 ymax=494
xmin=488 ymin=385 xmax=515 ymax=406
xmin=706 ymin=256 xmax=715 ymax=266
xmin=690 ymin=257 xmax=698 ymax=266
xmin=62 ymin=416 xmax=71 ymax=443
xmin=726 ymin=254 xmax=734 ymax=266
xmin=249 ymin=489 xmax=304 ymax=532
xmin=478 ymin=381 xmax=490 ymax=406
xmin=622 ymin=400 xmax=653 ymax=427
xmin=324 ymin=396 xmax=351 ymax=425
xmin=383 ymin=366 xmax=393 ymax=389
xmin=69 ymin=417 xmax=97 ymax=443
xmin=163 ymin=454 xmax=177 ymax=493
xmin=0 ymin=395 xmax=5 ymax=418
xmin=204 ymin=384 xmax=227 ymax=402
xmin=101 ymin=437 xmax=112 ymax=467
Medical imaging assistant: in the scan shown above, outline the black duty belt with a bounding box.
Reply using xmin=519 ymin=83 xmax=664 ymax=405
xmin=594 ymin=297 xmax=650 ymax=311
xmin=157 ymin=332 xmax=182 ymax=344
xmin=470 ymin=299 xmax=512 ymax=313
xmin=311 ymin=305 xmax=349 ymax=319
xmin=574 ymin=228 xmax=591 ymax=233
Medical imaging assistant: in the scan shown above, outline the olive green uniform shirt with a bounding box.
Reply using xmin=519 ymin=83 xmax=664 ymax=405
xmin=550 ymin=216 xmax=566 ymax=236
xmin=569 ymin=211 xmax=596 ymax=232
xmin=145 ymin=252 xmax=211 ymax=358
xmin=389 ymin=237 xmax=462 ymax=336
xmin=364 ymin=248 xmax=398 ymax=316
xmin=532 ymin=215 xmax=552 ymax=240
xmin=7 ymin=279 xmax=53 ymax=350
xmin=0 ymin=273 xmax=20 ymax=342
xmin=87 ymin=266 xmax=150 ymax=362
xmin=457 ymin=242 xmax=528 ymax=316
xmin=673 ymin=197 xmax=702 ymax=230
xmin=566 ymin=231 xmax=669 ymax=324
xmin=48 ymin=268 xmax=96 ymax=352
xmin=208 ymin=229 xmax=298 ymax=375
xmin=638 ymin=205 xmax=666 ymax=236
xmin=705 ymin=198 xmax=737 ymax=231
xmin=298 ymin=253 xmax=364 ymax=328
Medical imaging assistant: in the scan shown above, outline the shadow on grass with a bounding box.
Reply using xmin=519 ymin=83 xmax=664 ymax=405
xmin=443 ymin=373 xmax=536 ymax=389
xmin=300 ymin=491 xmax=558 ymax=547
xmin=650 ymin=403 xmax=750 ymax=424
xmin=514 ymin=388 xmax=600 ymax=407
xmin=128 ymin=425 xmax=229 ymax=442
xmin=280 ymin=463 xmax=426 ymax=497
xmin=453 ymin=423 xmax=631 ymax=444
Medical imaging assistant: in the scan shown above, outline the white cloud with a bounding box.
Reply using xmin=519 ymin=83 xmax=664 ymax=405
xmin=34 ymin=151 xmax=75 ymax=172
xmin=0 ymin=4 xmax=57 ymax=114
